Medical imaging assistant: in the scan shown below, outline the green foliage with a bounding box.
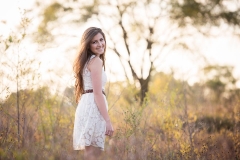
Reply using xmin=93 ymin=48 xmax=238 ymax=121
xmin=195 ymin=116 xmax=234 ymax=133
xmin=37 ymin=2 xmax=63 ymax=43
xmin=202 ymin=65 xmax=238 ymax=102
xmin=43 ymin=3 xmax=62 ymax=23
xmin=2 ymin=2 xmax=239 ymax=159
xmin=0 ymin=86 xmax=77 ymax=160
xmin=79 ymin=0 xmax=99 ymax=21
xmin=1 ymin=70 xmax=240 ymax=159
xmin=170 ymin=0 xmax=240 ymax=27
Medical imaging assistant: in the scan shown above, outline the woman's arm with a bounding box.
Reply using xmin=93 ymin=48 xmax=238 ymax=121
xmin=88 ymin=57 xmax=114 ymax=136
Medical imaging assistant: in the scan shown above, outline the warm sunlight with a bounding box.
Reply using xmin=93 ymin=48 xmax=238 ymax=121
xmin=1 ymin=0 xmax=240 ymax=159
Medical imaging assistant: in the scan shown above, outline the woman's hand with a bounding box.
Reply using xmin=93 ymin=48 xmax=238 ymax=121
xmin=105 ymin=121 xmax=114 ymax=136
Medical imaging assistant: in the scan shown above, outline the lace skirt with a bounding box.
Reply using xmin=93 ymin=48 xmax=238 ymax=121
xmin=73 ymin=93 xmax=107 ymax=151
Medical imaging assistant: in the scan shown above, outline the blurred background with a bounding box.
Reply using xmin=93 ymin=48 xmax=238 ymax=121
xmin=0 ymin=0 xmax=240 ymax=159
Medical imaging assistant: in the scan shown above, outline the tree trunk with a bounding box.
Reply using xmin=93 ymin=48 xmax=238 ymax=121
xmin=138 ymin=76 xmax=151 ymax=103
xmin=17 ymin=55 xmax=20 ymax=144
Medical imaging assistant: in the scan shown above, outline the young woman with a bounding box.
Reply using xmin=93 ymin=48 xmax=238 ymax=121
xmin=73 ymin=27 xmax=114 ymax=159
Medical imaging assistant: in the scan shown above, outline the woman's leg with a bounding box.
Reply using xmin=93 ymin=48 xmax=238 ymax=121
xmin=84 ymin=146 xmax=102 ymax=160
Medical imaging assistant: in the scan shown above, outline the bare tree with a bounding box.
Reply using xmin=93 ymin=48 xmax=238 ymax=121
xmin=36 ymin=0 xmax=240 ymax=102
xmin=0 ymin=14 xmax=41 ymax=146
xmin=36 ymin=0 xmax=198 ymax=102
xmin=170 ymin=0 xmax=240 ymax=35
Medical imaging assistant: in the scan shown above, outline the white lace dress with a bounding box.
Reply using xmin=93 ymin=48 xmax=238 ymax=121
xmin=73 ymin=55 xmax=108 ymax=151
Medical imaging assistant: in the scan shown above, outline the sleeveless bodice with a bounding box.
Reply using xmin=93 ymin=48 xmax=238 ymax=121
xmin=83 ymin=55 xmax=107 ymax=91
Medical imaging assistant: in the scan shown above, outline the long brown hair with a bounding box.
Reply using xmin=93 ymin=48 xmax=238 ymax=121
xmin=73 ymin=27 xmax=106 ymax=103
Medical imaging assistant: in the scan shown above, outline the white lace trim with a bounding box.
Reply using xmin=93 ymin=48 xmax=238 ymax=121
xmin=73 ymin=58 xmax=108 ymax=150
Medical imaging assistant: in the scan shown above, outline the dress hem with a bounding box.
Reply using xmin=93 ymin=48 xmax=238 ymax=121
xmin=73 ymin=144 xmax=104 ymax=151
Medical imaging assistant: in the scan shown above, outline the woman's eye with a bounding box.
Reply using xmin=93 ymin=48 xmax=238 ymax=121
xmin=100 ymin=38 xmax=104 ymax=41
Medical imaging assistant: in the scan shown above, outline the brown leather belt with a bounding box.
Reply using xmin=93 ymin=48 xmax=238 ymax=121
xmin=83 ymin=89 xmax=106 ymax=96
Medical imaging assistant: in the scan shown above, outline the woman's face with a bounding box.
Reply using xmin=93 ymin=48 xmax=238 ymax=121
xmin=89 ymin=33 xmax=105 ymax=56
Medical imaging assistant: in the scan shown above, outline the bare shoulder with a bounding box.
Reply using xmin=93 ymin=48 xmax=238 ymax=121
xmin=88 ymin=56 xmax=102 ymax=71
